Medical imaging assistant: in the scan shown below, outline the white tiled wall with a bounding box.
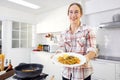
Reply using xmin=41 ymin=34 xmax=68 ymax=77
xmin=85 ymin=1 xmax=120 ymax=57
xmin=97 ymin=28 xmax=120 ymax=57
xmin=35 ymin=32 xmax=60 ymax=46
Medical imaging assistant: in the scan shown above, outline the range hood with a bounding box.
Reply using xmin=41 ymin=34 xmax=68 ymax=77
xmin=99 ymin=21 xmax=120 ymax=28
xmin=100 ymin=14 xmax=120 ymax=28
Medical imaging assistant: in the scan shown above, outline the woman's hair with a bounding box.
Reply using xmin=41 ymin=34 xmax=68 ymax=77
xmin=67 ymin=2 xmax=83 ymax=15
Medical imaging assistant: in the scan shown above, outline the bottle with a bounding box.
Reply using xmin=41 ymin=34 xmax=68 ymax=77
xmin=4 ymin=59 xmax=8 ymax=70
xmin=6 ymin=59 xmax=13 ymax=72
xmin=0 ymin=54 xmax=5 ymax=71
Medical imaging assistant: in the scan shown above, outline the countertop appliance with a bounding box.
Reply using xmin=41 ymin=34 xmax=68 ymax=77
xmin=6 ymin=63 xmax=48 ymax=80
xmin=113 ymin=14 xmax=120 ymax=22
xmin=14 ymin=63 xmax=43 ymax=78
xmin=12 ymin=73 xmax=48 ymax=80
xmin=99 ymin=14 xmax=120 ymax=28
xmin=99 ymin=21 xmax=120 ymax=28
xmin=43 ymin=45 xmax=50 ymax=52
xmin=43 ymin=44 xmax=59 ymax=53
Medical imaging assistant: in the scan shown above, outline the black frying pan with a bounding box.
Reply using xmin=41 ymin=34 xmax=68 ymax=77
xmin=14 ymin=63 xmax=43 ymax=78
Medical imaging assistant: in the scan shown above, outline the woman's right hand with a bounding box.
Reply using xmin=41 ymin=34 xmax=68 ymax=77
xmin=50 ymin=50 xmax=62 ymax=59
xmin=50 ymin=55 xmax=54 ymax=59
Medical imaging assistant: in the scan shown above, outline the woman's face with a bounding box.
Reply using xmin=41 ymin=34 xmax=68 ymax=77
xmin=68 ymin=5 xmax=82 ymax=24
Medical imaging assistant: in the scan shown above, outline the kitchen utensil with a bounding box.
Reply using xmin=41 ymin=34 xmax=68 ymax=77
xmin=14 ymin=63 xmax=43 ymax=78
xmin=113 ymin=14 xmax=120 ymax=22
xmin=0 ymin=54 xmax=5 ymax=71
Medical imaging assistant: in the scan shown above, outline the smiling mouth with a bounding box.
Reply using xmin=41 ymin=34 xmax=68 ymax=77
xmin=70 ymin=17 xmax=77 ymax=21
xmin=71 ymin=19 xmax=77 ymax=21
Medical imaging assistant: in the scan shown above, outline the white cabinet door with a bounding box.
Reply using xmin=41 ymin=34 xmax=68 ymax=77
xmin=116 ymin=64 xmax=120 ymax=80
xmin=12 ymin=21 xmax=33 ymax=48
xmin=91 ymin=77 xmax=105 ymax=80
xmin=85 ymin=0 xmax=120 ymax=14
xmin=36 ymin=6 xmax=69 ymax=33
xmin=30 ymin=52 xmax=62 ymax=80
xmin=91 ymin=60 xmax=116 ymax=80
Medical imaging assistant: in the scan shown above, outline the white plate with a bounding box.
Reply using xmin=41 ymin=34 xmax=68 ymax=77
xmin=52 ymin=52 xmax=86 ymax=67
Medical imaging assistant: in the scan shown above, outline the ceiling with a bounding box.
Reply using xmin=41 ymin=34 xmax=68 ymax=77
xmin=0 ymin=0 xmax=81 ymax=15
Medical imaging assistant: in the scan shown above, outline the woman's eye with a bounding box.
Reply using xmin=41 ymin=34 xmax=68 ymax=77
xmin=75 ymin=11 xmax=79 ymax=14
xmin=69 ymin=10 xmax=79 ymax=15
xmin=69 ymin=11 xmax=73 ymax=14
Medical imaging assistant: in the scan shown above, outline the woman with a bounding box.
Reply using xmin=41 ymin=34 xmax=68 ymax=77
xmin=56 ymin=2 xmax=98 ymax=80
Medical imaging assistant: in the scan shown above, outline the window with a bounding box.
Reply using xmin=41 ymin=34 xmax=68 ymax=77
xmin=12 ymin=21 xmax=32 ymax=48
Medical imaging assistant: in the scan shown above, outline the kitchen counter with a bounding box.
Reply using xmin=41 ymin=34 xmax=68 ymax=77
xmin=32 ymin=51 xmax=55 ymax=54
xmin=32 ymin=51 xmax=120 ymax=63
xmin=31 ymin=51 xmax=120 ymax=80
xmin=97 ymin=55 xmax=120 ymax=61
xmin=31 ymin=51 xmax=62 ymax=80
xmin=94 ymin=58 xmax=120 ymax=64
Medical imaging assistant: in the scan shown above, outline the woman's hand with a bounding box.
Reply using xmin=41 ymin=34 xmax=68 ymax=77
xmin=50 ymin=50 xmax=63 ymax=59
xmin=84 ymin=55 xmax=90 ymax=63
xmin=51 ymin=51 xmax=63 ymax=64
xmin=81 ymin=55 xmax=89 ymax=68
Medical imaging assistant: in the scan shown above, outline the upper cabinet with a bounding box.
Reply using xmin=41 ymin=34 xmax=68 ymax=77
xmin=85 ymin=0 xmax=120 ymax=15
xmin=12 ymin=21 xmax=33 ymax=48
xmin=36 ymin=1 xmax=86 ymax=33
xmin=36 ymin=5 xmax=69 ymax=33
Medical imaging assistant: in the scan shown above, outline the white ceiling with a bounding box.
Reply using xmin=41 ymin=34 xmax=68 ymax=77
xmin=0 ymin=0 xmax=81 ymax=15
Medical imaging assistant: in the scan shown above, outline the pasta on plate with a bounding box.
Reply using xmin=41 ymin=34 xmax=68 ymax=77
xmin=57 ymin=54 xmax=80 ymax=65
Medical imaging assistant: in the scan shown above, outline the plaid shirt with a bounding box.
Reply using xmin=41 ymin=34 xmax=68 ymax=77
xmin=58 ymin=25 xmax=97 ymax=80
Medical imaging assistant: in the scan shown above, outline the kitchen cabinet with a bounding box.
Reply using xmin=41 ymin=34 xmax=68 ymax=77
xmin=30 ymin=51 xmax=62 ymax=80
xmin=115 ymin=64 xmax=120 ymax=80
xmin=36 ymin=18 xmax=69 ymax=33
xmin=36 ymin=6 xmax=69 ymax=33
xmin=91 ymin=60 xmax=116 ymax=80
xmin=85 ymin=0 xmax=120 ymax=14
xmin=12 ymin=21 xmax=32 ymax=48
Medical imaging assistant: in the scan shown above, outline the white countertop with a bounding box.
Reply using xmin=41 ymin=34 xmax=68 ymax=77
xmin=31 ymin=51 xmax=120 ymax=64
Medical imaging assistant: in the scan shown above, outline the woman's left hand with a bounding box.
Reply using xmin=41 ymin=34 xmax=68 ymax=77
xmin=81 ymin=56 xmax=89 ymax=68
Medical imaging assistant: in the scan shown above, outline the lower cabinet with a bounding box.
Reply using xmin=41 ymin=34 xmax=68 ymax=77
xmin=115 ymin=64 xmax=120 ymax=80
xmin=30 ymin=52 xmax=62 ymax=80
xmin=91 ymin=60 xmax=116 ymax=80
xmin=91 ymin=77 xmax=105 ymax=80
xmin=31 ymin=52 xmax=120 ymax=80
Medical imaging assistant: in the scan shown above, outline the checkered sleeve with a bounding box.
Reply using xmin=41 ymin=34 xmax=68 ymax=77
xmin=57 ymin=32 xmax=66 ymax=52
xmin=86 ymin=28 xmax=98 ymax=56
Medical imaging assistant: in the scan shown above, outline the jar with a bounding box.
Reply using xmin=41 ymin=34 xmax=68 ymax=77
xmin=113 ymin=14 xmax=120 ymax=22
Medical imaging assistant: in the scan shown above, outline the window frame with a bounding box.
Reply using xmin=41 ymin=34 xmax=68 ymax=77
xmin=12 ymin=21 xmax=32 ymax=48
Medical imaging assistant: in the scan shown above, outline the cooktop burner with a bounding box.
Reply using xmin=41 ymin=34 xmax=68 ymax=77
xmin=12 ymin=73 xmax=48 ymax=80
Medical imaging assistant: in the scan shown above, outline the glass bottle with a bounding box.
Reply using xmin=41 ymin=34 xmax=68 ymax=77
xmin=4 ymin=59 xmax=8 ymax=70
xmin=6 ymin=59 xmax=13 ymax=72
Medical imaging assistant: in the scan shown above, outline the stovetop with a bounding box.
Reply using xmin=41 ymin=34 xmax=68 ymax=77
xmin=12 ymin=73 xmax=48 ymax=80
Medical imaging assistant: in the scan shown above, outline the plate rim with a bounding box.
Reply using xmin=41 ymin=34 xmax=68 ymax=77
xmin=52 ymin=52 xmax=86 ymax=67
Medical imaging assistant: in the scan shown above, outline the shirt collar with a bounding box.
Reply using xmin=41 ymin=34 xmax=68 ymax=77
xmin=66 ymin=24 xmax=86 ymax=34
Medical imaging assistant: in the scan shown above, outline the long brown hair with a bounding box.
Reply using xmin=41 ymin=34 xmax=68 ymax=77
xmin=67 ymin=3 xmax=83 ymax=15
